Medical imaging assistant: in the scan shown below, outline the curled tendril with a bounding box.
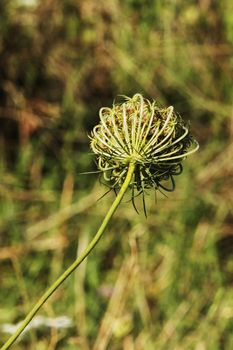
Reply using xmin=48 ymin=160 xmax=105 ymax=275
xmin=90 ymin=93 xmax=199 ymax=213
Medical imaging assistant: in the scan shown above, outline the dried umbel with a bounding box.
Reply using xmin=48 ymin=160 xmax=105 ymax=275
xmin=90 ymin=94 xmax=199 ymax=197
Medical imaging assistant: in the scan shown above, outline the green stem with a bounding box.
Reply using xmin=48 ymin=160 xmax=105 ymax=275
xmin=1 ymin=163 xmax=135 ymax=350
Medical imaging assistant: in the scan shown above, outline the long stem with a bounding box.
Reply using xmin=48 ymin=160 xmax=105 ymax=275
xmin=1 ymin=163 xmax=135 ymax=350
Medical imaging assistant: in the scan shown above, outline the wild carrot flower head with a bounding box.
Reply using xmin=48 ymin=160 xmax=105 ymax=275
xmin=90 ymin=94 xmax=199 ymax=197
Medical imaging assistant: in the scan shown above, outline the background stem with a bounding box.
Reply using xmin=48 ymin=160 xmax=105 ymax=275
xmin=1 ymin=163 xmax=135 ymax=350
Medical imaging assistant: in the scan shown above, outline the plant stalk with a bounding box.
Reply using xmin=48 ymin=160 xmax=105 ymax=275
xmin=1 ymin=163 xmax=136 ymax=350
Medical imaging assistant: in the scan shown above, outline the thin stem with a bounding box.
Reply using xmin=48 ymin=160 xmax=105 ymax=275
xmin=1 ymin=163 xmax=136 ymax=350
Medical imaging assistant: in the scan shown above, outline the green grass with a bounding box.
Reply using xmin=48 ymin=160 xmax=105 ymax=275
xmin=0 ymin=0 xmax=233 ymax=349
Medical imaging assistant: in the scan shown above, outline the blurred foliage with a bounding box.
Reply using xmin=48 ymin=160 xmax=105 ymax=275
xmin=0 ymin=0 xmax=233 ymax=349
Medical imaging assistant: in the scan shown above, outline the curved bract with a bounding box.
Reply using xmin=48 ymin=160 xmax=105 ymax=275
xmin=90 ymin=94 xmax=199 ymax=194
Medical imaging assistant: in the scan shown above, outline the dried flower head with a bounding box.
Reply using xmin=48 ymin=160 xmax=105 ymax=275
xmin=90 ymin=94 xmax=199 ymax=208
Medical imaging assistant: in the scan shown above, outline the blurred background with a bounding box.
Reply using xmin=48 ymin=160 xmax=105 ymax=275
xmin=0 ymin=0 xmax=232 ymax=349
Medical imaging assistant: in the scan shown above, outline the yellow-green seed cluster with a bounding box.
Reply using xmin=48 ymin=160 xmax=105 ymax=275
xmin=90 ymin=94 xmax=199 ymax=193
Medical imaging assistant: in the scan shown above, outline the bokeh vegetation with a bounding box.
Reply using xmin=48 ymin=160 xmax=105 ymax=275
xmin=0 ymin=0 xmax=232 ymax=349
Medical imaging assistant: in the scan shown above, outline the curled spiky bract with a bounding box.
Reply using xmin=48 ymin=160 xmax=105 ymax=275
xmin=90 ymin=93 xmax=199 ymax=194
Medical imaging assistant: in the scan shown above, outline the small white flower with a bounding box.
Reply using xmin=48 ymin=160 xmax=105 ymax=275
xmin=1 ymin=315 xmax=72 ymax=337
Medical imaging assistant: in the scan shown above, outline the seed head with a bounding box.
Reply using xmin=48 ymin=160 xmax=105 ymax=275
xmin=90 ymin=93 xmax=199 ymax=195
